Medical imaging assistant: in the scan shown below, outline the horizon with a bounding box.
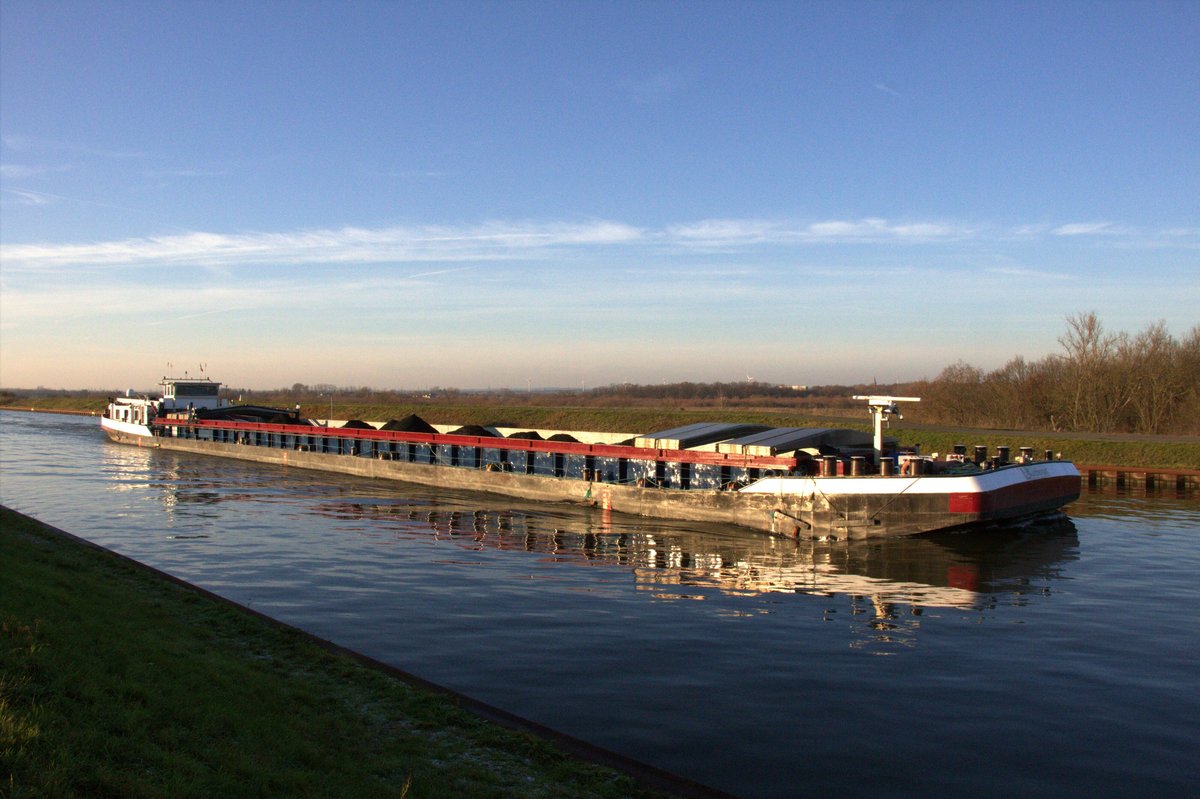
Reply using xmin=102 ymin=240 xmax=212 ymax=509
xmin=1 ymin=375 xmax=901 ymax=395
xmin=2 ymin=2 xmax=1196 ymax=391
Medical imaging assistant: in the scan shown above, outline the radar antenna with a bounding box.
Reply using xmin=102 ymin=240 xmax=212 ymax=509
xmin=852 ymin=395 xmax=921 ymax=466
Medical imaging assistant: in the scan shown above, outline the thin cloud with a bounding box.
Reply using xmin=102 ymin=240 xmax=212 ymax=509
xmin=144 ymin=306 xmax=245 ymax=327
xmin=664 ymin=218 xmax=782 ymax=245
xmin=1 ymin=188 xmax=54 ymax=206
xmin=1011 ymin=223 xmax=1052 ymax=237
xmin=1 ymin=220 xmax=645 ymax=270
xmin=403 ymin=266 xmax=476 ymax=280
xmin=4 ymin=216 xmax=1192 ymax=273
xmin=143 ymin=166 xmax=229 ymax=179
xmin=666 ymin=217 xmax=967 ymax=246
xmin=0 ymin=187 xmax=194 ymax=232
xmin=873 ymin=82 xmax=902 ymax=97
xmin=806 ymin=218 xmax=962 ymax=240
xmin=383 ymin=169 xmax=449 ymax=179
xmin=1012 ymin=221 xmax=1169 ymax=242
xmin=1053 ymin=222 xmax=1113 ymax=236
xmin=986 ymin=266 xmax=1074 ymax=280
xmin=1 ymin=133 xmax=145 ymax=160
xmin=1 ymin=163 xmax=72 ymax=179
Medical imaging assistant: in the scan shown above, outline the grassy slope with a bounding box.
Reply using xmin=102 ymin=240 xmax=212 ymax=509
xmin=3 ymin=397 xmax=1197 ymax=468
xmin=0 ymin=396 xmax=110 ymax=414
xmin=0 ymin=507 xmax=673 ymax=799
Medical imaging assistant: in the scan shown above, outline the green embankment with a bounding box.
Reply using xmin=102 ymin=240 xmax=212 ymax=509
xmin=0 ymin=397 xmax=109 ymax=415
xmin=0 ymin=507 xmax=674 ymax=799
xmin=3 ymin=398 xmax=1197 ymax=469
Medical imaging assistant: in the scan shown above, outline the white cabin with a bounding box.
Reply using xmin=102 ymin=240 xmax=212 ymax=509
xmin=158 ymin=377 xmax=227 ymax=412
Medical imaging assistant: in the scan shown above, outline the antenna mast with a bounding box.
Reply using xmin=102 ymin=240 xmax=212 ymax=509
xmin=852 ymin=395 xmax=921 ymax=466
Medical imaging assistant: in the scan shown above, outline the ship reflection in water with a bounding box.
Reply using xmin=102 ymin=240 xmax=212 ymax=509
xmin=308 ymin=497 xmax=1079 ymax=648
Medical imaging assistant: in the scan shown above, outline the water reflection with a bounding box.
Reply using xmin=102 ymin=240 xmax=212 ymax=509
xmin=310 ymin=498 xmax=1079 ymax=610
xmin=1075 ymin=486 xmax=1200 ymax=526
xmin=1081 ymin=475 xmax=1197 ymax=502
xmin=100 ymin=442 xmax=159 ymax=493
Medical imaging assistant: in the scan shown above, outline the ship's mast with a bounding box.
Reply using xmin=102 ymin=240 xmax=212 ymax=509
xmin=852 ymin=395 xmax=921 ymax=466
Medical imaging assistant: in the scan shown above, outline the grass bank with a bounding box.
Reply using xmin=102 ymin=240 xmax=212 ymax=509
xmin=0 ymin=507 xmax=687 ymax=799
xmin=0 ymin=396 xmax=108 ymax=414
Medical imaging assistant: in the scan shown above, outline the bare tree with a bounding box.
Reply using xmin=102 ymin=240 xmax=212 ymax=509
xmin=920 ymin=314 xmax=1197 ymax=434
xmin=1056 ymin=311 xmax=1136 ymax=432
xmin=1123 ymin=321 xmax=1182 ymax=434
xmin=922 ymin=361 xmax=985 ymax=425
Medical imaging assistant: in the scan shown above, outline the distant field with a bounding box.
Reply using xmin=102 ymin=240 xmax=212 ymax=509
xmin=3 ymin=396 xmax=1197 ymax=470
xmin=0 ymin=395 xmax=110 ymax=414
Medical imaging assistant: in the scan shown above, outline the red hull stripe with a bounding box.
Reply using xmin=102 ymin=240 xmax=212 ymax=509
xmin=949 ymin=475 xmax=1080 ymax=514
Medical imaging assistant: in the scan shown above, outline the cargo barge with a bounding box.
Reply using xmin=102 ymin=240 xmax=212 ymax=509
xmin=101 ymin=377 xmax=1081 ymax=539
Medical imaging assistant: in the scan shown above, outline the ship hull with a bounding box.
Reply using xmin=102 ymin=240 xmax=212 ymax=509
xmin=99 ymin=416 xmax=154 ymax=443
xmin=102 ymin=432 xmax=1080 ymax=539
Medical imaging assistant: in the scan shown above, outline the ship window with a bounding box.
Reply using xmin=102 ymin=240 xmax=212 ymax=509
xmin=172 ymin=382 xmax=219 ymax=397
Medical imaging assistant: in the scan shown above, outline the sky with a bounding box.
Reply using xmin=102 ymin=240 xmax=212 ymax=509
xmin=1 ymin=0 xmax=1197 ymax=391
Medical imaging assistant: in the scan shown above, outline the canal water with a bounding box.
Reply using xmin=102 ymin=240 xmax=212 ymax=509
xmin=2 ymin=410 xmax=1196 ymax=799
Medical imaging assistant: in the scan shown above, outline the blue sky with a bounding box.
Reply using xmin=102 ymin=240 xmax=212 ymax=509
xmin=2 ymin=0 xmax=1196 ymax=391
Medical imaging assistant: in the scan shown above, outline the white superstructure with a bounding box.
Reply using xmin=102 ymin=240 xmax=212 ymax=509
xmin=101 ymin=377 xmax=227 ymax=441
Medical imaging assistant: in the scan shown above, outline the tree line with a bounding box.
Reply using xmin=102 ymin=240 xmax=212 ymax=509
xmin=911 ymin=313 xmax=1200 ymax=435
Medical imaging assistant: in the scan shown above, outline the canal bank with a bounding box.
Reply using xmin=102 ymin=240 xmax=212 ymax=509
xmin=0 ymin=506 xmax=730 ymax=799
